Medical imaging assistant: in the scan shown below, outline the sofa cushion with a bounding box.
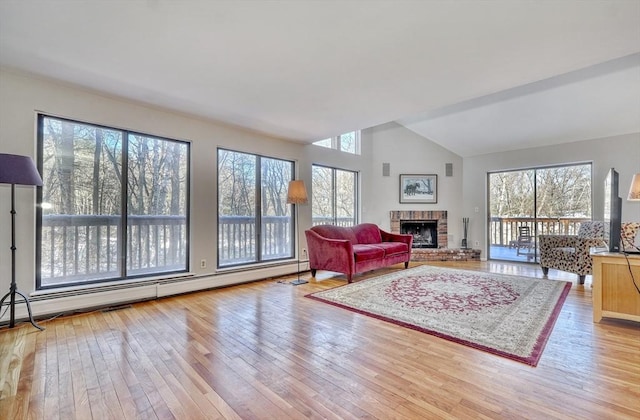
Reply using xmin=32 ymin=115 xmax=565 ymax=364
xmin=352 ymin=244 xmax=385 ymax=262
xmin=373 ymin=242 xmax=409 ymax=256
xmin=352 ymin=223 xmax=383 ymax=244
xmin=311 ymin=224 xmax=358 ymax=244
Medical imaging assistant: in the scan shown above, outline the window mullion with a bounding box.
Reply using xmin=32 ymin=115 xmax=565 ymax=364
xmin=121 ymin=132 xmax=129 ymax=278
xmin=332 ymin=168 xmax=337 ymax=225
xmin=255 ymin=156 xmax=262 ymax=262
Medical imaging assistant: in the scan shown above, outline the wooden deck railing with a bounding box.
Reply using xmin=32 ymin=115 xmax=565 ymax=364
xmin=218 ymin=216 xmax=355 ymax=265
xmin=41 ymin=213 xmax=590 ymax=283
xmin=41 ymin=214 xmax=357 ymax=283
xmin=40 ymin=214 xmax=187 ymax=285
xmin=312 ymin=217 xmax=356 ymax=227
xmin=490 ymin=217 xmax=591 ymax=247
xmin=217 ymin=215 xmax=293 ymax=265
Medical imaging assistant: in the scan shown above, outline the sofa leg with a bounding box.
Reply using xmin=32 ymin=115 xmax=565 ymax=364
xmin=578 ymin=275 xmax=586 ymax=285
xmin=541 ymin=267 xmax=549 ymax=276
xmin=311 ymin=269 xmax=317 ymax=277
xmin=347 ymin=274 xmax=352 ymax=283
xmin=404 ymin=262 xmax=409 ymax=269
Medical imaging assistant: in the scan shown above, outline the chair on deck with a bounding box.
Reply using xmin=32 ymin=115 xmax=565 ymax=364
xmin=515 ymin=226 xmax=533 ymax=256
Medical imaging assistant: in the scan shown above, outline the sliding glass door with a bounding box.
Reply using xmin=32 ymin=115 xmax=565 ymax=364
xmin=488 ymin=163 xmax=592 ymax=263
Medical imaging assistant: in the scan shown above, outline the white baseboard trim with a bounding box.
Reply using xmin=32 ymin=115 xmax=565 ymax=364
xmin=1 ymin=285 xmax=158 ymax=323
xmin=1 ymin=263 xmax=299 ymax=325
xmin=157 ymin=264 xmax=296 ymax=297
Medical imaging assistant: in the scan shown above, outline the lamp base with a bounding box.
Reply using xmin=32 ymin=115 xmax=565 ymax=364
xmin=290 ymin=278 xmax=308 ymax=285
xmin=2 ymin=183 xmax=44 ymax=331
xmin=0 ymin=288 xmax=45 ymax=330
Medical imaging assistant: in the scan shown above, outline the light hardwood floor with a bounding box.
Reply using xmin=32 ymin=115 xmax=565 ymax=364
xmin=1 ymin=261 xmax=639 ymax=419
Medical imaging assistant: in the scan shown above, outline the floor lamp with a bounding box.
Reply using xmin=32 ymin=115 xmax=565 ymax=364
xmin=287 ymin=180 xmax=308 ymax=285
xmin=0 ymin=153 xmax=44 ymax=330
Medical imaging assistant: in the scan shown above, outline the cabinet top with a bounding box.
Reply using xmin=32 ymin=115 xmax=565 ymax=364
xmin=591 ymin=250 xmax=640 ymax=260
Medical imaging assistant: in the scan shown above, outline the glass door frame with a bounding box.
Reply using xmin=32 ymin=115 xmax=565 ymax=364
xmin=487 ymin=162 xmax=593 ymax=263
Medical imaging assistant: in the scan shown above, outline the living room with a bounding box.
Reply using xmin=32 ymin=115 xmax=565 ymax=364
xmin=1 ymin=60 xmax=638 ymax=315
xmin=1 ymin=1 xmax=639 ymax=418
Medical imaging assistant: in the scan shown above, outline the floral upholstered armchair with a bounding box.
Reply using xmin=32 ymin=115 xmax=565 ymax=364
xmin=539 ymin=221 xmax=605 ymax=284
xmin=539 ymin=221 xmax=640 ymax=284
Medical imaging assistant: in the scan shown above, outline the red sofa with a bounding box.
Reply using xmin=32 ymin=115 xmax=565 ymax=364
xmin=305 ymin=223 xmax=413 ymax=283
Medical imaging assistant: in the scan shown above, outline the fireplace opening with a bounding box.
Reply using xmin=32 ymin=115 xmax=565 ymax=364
xmin=400 ymin=220 xmax=438 ymax=248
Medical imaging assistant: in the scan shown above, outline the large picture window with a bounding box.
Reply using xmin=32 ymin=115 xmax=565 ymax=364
xmin=217 ymin=149 xmax=294 ymax=267
xmin=312 ymin=165 xmax=358 ymax=226
xmin=37 ymin=115 xmax=189 ymax=289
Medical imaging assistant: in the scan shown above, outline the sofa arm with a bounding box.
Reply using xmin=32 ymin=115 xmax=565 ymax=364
xmin=539 ymin=234 xmax=606 ymax=251
xmin=539 ymin=235 xmax=575 ymax=252
xmin=380 ymin=229 xmax=414 ymax=248
xmin=305 ymin=229 xmax=355 ymax=275
xmin=573 ymin=237 xmax=607 ymax=274
xmin=573 ymin=237 xmax=607 ymax=265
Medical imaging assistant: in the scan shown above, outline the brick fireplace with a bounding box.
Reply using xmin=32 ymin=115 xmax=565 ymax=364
xmin=390 ymin=210 xmax=480 ymax=261
xmin=390 ymin=210 xmax=448 ymax=248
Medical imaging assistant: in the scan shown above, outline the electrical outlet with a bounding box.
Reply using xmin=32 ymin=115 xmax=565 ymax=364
xmin=302 ymin=248 xmax=307 ymax=259
xmin=474 ymin=241 xmax=480 ymax=247
xmin=200 ymin=259 xmax=206 ymax=269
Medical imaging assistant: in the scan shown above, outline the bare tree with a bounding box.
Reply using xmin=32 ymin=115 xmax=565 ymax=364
xmin=57 ymin=121 xmax=76 ymax=214
xmin=312 ymin=166 xmax=333 ymax=221
xmin=490 ymin=165 xmax=592 ymax=219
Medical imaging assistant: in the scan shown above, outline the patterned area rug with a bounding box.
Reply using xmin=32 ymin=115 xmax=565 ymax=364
xmin=307 ymin=265 xmax=571 ymax=366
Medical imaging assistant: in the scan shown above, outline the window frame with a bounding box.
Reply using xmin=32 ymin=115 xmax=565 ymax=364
xmin=216 ymin=147 xmax=295 ymax=269
xmin=35 ymin=114 xmax=191 ymax=290
xmin=313 ymin=130 xmax=361 ymax=155
xmin=311 ymin=164 xmax=359 ymax=227
xmin=487 ymin=161 xmax=593 ymax=263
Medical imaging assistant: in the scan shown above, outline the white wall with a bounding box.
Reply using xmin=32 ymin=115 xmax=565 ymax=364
xmin=463 ymin=133 xmax=640 ymax=257
xmin=0 ymin=69 xmax=332 ymax=321
xmin=362 ymin=122 xmax=465 ymax=244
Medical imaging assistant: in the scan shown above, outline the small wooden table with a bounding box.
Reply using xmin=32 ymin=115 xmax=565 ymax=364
xmin=591 ymin=252 xmax=640 ymax=323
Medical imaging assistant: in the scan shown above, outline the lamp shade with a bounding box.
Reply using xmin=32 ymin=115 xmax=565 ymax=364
xmin=0 ymin=153 xmax=43 ymax=186
xmin=629 ymin=173 xmax=640 ymax=201
xmin=286 ymin=180 xmax=308 ymax=205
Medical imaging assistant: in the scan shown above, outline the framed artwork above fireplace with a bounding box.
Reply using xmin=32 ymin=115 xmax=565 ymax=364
xmin=399 ymin=174 xmax=437 ymax=204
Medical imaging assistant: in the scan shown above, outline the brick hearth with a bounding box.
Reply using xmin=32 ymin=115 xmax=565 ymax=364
xmin=411 ymin=248 xmax=481 ymax=262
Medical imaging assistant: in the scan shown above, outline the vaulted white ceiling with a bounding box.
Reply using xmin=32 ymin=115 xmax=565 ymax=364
xmin=1 ymin=1 xmax=639 ymax=157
